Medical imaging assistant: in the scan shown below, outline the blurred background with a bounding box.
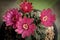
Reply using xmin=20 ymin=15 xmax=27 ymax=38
xmin=0 ymin=0 xmax=60 ymax=40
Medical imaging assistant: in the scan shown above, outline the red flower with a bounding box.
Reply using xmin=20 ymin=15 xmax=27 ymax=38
xmin=20 ymin=2 xmax=33 ymax=13
xmin=15 ymin=17 xmax=36 ymax=38
xmin=40 ymin=8 xmax=56 ymax=27
xmin=3 ymin=8 xmax=22 ymax=28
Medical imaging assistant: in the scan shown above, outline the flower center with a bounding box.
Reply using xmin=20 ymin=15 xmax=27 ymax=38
xmin=25 ymin=6 xmax=28 ymax=10
xmin=12 ymin=16 xmax=17 ymax=22
xmin=43 ymin=16 xmax=48 ymax=21
xmin=23 ymin=24 xmax=28 ymax=30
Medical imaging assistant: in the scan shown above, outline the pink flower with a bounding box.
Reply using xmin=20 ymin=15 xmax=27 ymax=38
xmin=3 ymin=8 xmax=22 ymax=28
xmin=40 ymin=8 xmax=56 ymax=27
xmin=15 ymin=17 xmax=36 ymax=38
xmin=20 ymin=2 xmax=33 ymax=13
